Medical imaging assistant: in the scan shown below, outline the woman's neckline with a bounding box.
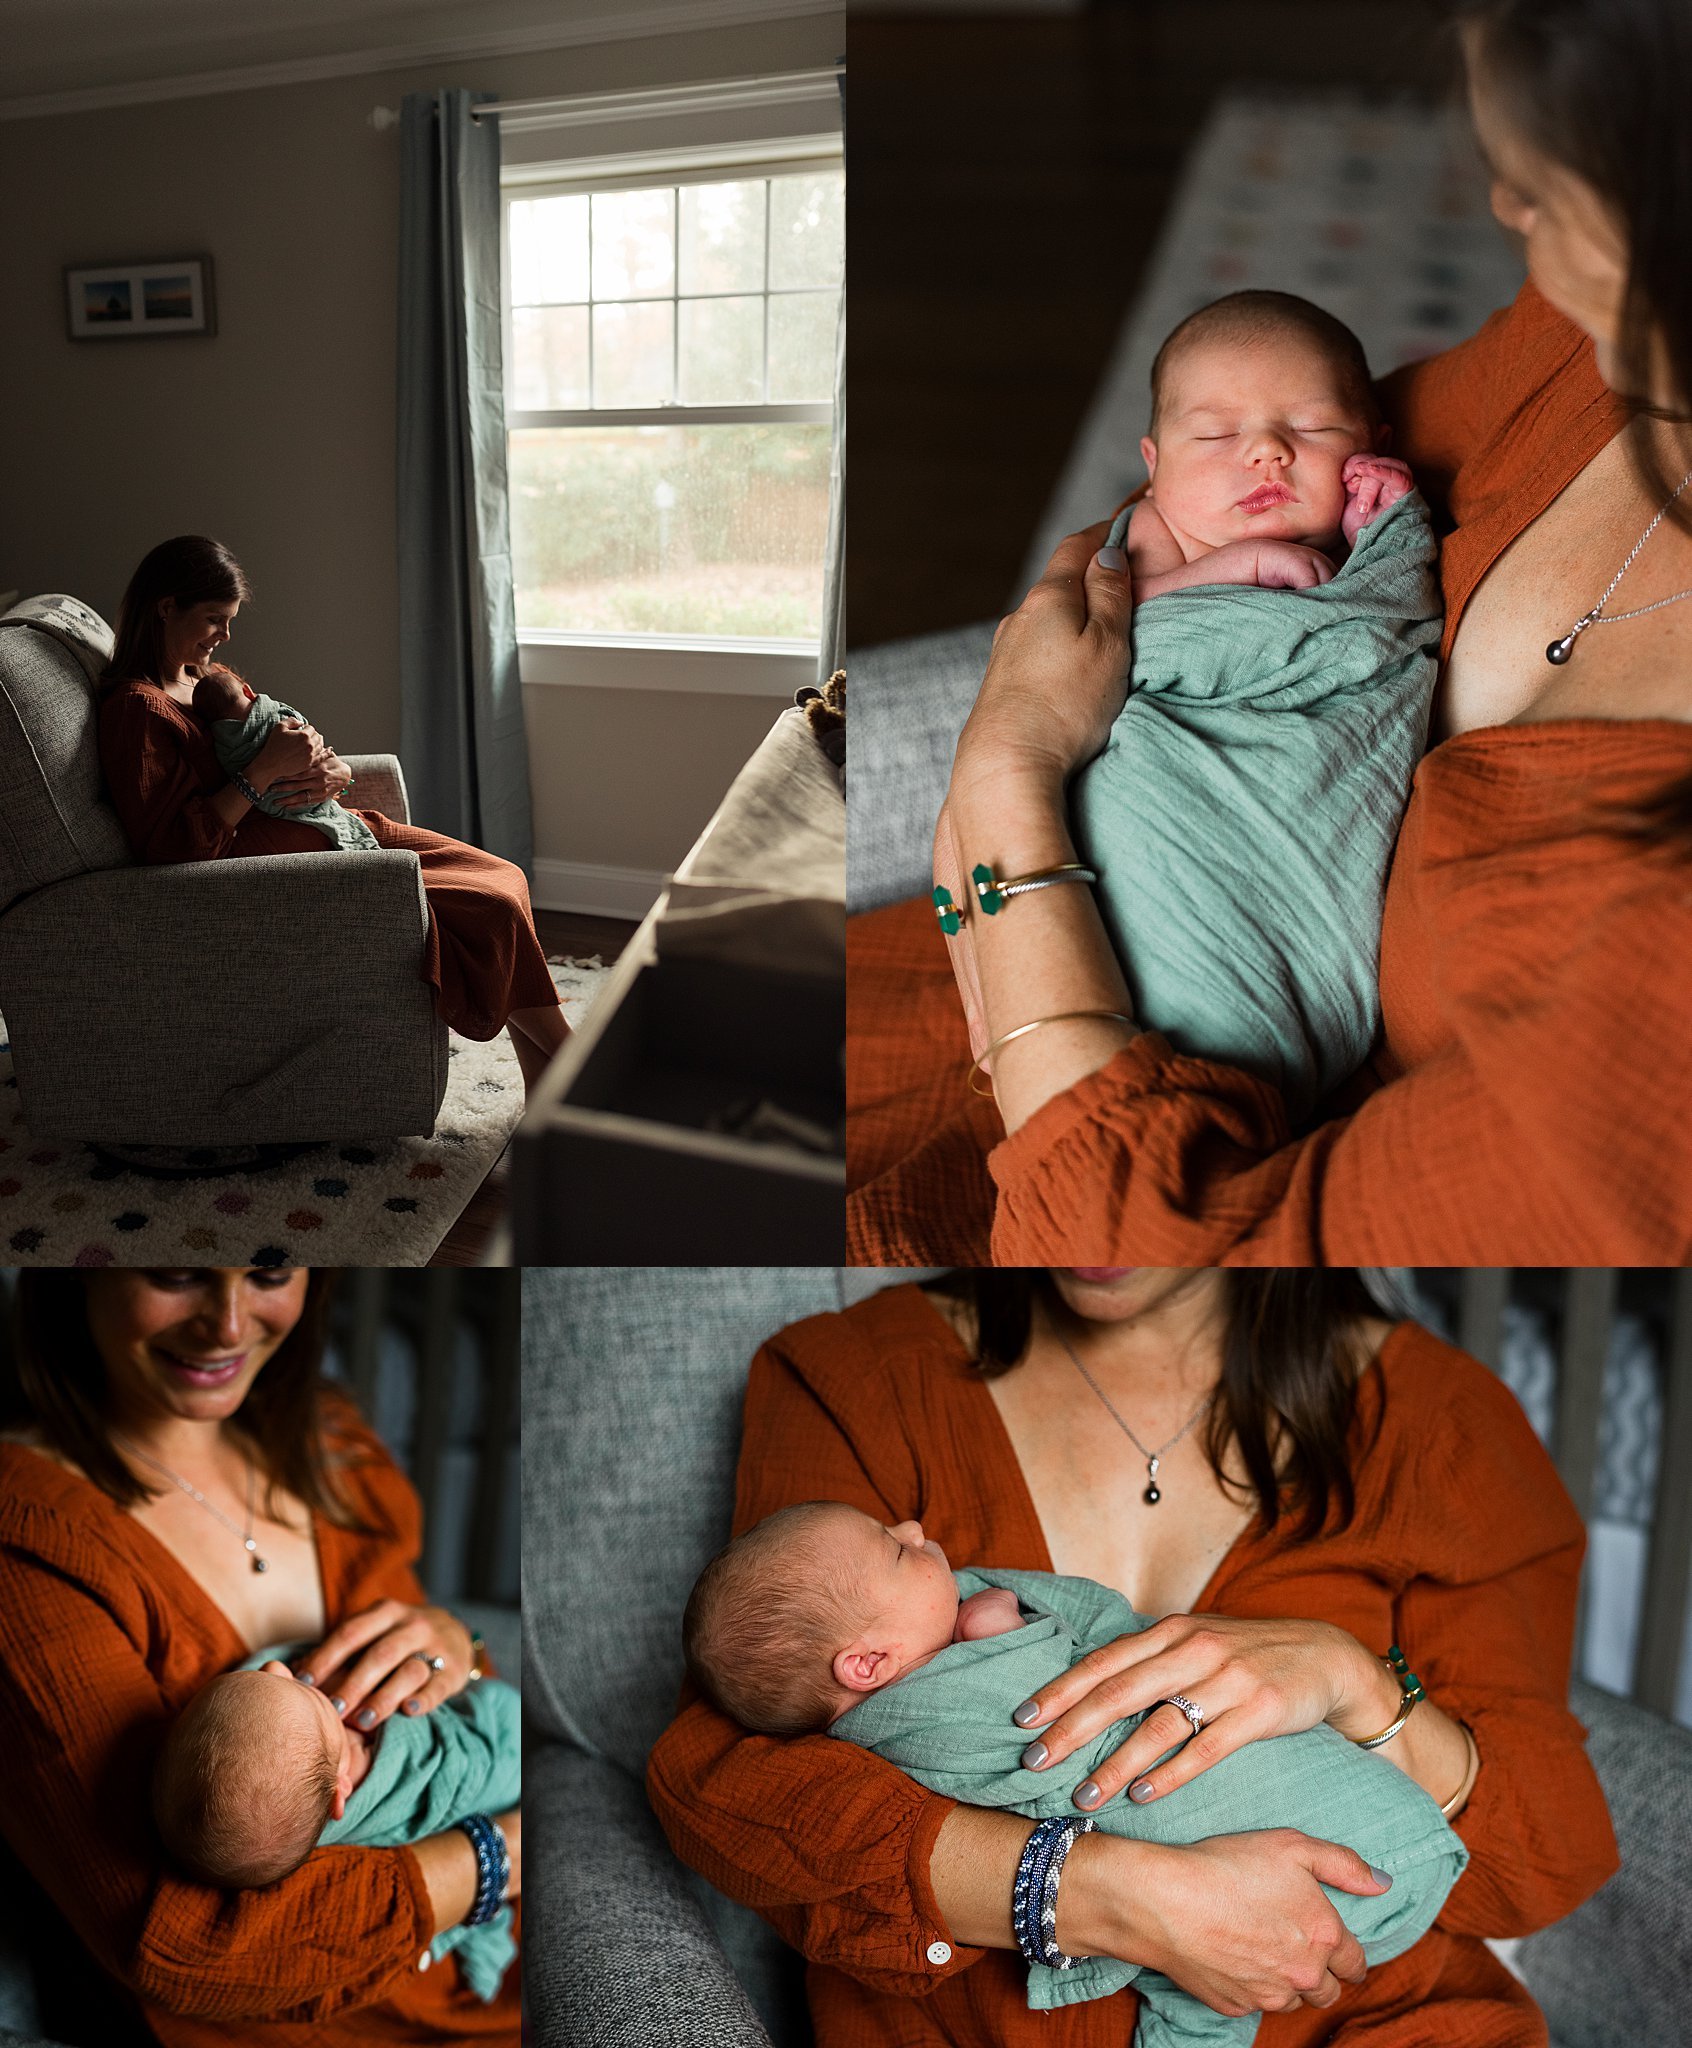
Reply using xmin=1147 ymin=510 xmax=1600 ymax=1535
xmin=895 ymin=1283 xmax=1409 ymax=1612
xmin=0 ymin=1434 xmax=328 ymax=1659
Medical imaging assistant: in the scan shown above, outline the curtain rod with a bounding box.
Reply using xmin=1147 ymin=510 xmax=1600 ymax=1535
xmin=369 ymin=69 xmax=841 ymax=132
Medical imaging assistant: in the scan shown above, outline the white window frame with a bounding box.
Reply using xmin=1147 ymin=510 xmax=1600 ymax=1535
xmin=500 ymin=77 xmax=842 ymax=699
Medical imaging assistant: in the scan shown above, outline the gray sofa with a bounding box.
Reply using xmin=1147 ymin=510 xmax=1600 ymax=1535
xmin=522 ymin=1267 xmax=1692 ymax=2048
xmin=0 ymin=597 xmax=448 ymax=1143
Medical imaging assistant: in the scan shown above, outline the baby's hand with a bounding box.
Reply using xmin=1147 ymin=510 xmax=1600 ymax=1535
xmin=1341 ymin=453 xmax=1415 ymax=545
xmin=954 ymin=1587 xmax=1024 ymax=1642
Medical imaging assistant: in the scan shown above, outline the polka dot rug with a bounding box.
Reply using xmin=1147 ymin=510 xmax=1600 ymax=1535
xmin=0 ymin=956 xmax=609 ymax=1267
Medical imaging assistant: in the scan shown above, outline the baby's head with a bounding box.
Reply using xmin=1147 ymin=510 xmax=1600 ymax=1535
xmin=683 ymin=1501 xmax=960 ymax=1734
xmin=154 ymin=1660 xmax=359 ymax=1887
xmin=191 ymin=667 xmax=254 ymax=724
xmin=1142 ymin=289 xmax=1384 ymax=552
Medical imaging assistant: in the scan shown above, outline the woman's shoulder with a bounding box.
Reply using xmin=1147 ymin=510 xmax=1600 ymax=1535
xmin=0 ymin=1438 xmax=140 ymax=1586
xmin=755 ymin=1282 xmax=971 ymax=1398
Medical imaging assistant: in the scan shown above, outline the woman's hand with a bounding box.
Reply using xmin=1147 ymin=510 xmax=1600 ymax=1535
xmin=248 ymin=717 xmax=317 ymax=797
xmin=294 ymin=1600 xmax=476 ymax=1731
xmin=269 ymin=748 xmax=352 ymax=810
xmin=497 ymin=1807 xmax=522 ymax=1901
xmin=1016 ymin=1614 xmax=1393 ymax=1810
xmin=1069 ymin=1829 xmax=1388 ymax=2016
xmin=948 ymin=522 xmax=1135 ymax=803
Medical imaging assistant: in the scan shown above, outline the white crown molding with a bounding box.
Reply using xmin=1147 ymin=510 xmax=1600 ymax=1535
xmin=0 ymin=0 xmax=842 ymax=124
xmin=477 ymin=67 xmax=840 ymax=134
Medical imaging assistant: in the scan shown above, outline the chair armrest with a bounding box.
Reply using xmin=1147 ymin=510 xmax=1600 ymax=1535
xmin=846 ymin=621 xmax=995 ymax=913
xmin=0 ymin=2030 xmax=81 ymax=2048
xmin=343 ymin=753 xmax=410 ymax=824
xmin=525 ymin=1744 xmax=773 ymax=2048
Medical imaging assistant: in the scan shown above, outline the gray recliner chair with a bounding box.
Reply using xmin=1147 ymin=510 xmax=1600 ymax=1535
xmin=522 ymin=1267 xmax=1692 ymax=2048
xmin=0 ymin=596 xmax=448 ymax=1143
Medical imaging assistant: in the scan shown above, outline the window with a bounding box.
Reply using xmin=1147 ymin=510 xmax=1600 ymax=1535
xmin=503 ymin=154 xmax=842 ymax=662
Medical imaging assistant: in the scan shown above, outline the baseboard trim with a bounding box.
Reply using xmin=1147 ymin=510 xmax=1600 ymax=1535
xmin=533 ymin=857 xmax=666 ymax=920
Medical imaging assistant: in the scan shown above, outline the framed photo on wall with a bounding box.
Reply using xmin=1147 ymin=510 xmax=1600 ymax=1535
xmin=64 ymin=256 xmax=216 ymax=339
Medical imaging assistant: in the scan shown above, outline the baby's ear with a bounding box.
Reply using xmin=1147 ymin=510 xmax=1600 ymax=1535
xmin=1140 ymin=435 xmax=1159 ymax=484
xmin=832 ymin=1644 xmax=889 ymax=1694
xmin=330 ymin=1785 xmax=348 ymax=1821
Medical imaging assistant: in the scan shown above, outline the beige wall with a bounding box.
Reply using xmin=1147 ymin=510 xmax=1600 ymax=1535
xmin=0 ymin=11 xmax=841 ymax=892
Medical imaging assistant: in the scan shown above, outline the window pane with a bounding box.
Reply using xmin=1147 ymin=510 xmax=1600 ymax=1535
xmin=509 ymin=423 xmax=831 ymax=638
xmin=768 ymin=172 xmax=843 ymax=291
xmin=678 ymin=180 xmax=766 ymax=295
xmin=509 ymin=194 xmax=589 ymax=305
xmin=592 ymin=301 xmax=673 ymax=408
xmin=768 ymin=290 xmax=837 ymax=402
xmin=679 ymin=295 xmax=764 ymax=404
xmin=591 ymin=187 xmax=675 ymax=300
xmin=511 ymin=305 xmax=589 ymax=410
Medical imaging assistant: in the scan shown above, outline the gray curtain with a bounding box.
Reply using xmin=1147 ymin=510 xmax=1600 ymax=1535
xmin=397 ymin=88 xmax=533 ymax=873
xmin=818 ymin=60 xmax=846 ymax=682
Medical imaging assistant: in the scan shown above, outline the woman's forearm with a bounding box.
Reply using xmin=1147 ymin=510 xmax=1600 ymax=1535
xmin=944 ymin=764 xmax=1139 ymax=1132
xmin=927 ymin=1806 xmax=1033 ymax=1947
xmin=1329 ymin=1634 xmax=1475 ymax=1814
xmin=206 ymin=781 xmax=253 ymax=828
xmin=412 ymin=1825 xmax=478 ymax=1938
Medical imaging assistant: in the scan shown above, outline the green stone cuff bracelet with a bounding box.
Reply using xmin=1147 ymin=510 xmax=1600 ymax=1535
xmin=933 ymin=862 xmax=1098 ymax=934
xmin=1352 ymin=1643 xmax=1428 ymax=1750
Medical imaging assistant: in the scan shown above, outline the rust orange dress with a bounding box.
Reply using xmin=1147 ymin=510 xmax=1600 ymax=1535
xmin=647 ymin=1285 xmax=1618 ymax=2048
xmin=0 ymin=1400 xmax=520 ymax=2047
xmin=847 ymin=284 xmax=1692 ymax=1263
xmin=98 ymin=680 xmax=558 ymax=1041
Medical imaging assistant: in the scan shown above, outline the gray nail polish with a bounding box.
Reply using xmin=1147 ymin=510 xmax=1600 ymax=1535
xmin=1129 ymin=1779 xmax=1155 ymax=1802
xmin=355 ymin=1708 xmax=376 ymax=1729
xmin=1074 ymin=1780 xmax=1102 ymax=1810
xmin=295 ymin=1672 xmax=315 ymax=1686
xmin=1095 ymin=544 xmax=1129 ymax=572
xmin=1012 ymin=1699 xmax=1044 ymax=1728
xmin=1020 ymin=1741 xmax=1049 ymax=1770
xmin=330 ymin=1696 xmax=346 ymax=1713
xmin=1369 ymin=1866 xmax=1393 ymax=1888
xmin=403 ymin=1698 xmax=421 ymax=1714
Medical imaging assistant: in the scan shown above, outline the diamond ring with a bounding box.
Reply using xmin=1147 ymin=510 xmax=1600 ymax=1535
xmin=1163 ymin=1693 xmax=1205 ymax=1736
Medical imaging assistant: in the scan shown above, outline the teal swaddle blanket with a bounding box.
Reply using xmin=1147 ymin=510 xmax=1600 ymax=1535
xmin=1071 ymin=490 xmax=1441 ymax=1121
xmin=242 ymin=1646 xmax=518 ymax=2000
xmin=209 ymin=692 xmax=379 ymax=851
xmin=830 ymin=1569 xmax=1466 ymax=2046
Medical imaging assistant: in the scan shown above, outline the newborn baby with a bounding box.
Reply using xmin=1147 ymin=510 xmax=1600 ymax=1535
xmin=1068 ymin=289 xmax=1442 ymax=1121
xmin=191 ymin=667 xmax=378 ymax=851
xmin=685 ymin=1502 xmax=1466 ymax=2046
xmin=154 ymin=1652 xmax=519 ymax=2000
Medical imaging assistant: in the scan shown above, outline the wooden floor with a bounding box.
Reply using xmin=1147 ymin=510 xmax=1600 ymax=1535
xmin=850 ymin=0 xmax=1454 ymax=649
xmin=428 ymin=908 xmax=639 ymax=1269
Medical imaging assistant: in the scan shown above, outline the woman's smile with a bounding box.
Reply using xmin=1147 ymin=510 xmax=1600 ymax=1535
xmin=152 ymin=1348 xmax=249 ymax=1388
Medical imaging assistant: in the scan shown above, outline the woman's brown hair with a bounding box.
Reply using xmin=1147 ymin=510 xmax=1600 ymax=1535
xmin=100 ymin=535 xmax=251 ymax=693
xmin=1 ymin=1271 xmax=374 ymax=1528
xmin=1456 ymin=0 xmax=1692 ymax=840
xmin=927 ymin=1269 xmax=1387 ymax=1540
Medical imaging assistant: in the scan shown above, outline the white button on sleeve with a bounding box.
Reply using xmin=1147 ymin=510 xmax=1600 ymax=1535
xmin=418 ymin=1950 xmax=432 ymax=1971
xmin=926 ymin=1941 xmax=953 ymax=1966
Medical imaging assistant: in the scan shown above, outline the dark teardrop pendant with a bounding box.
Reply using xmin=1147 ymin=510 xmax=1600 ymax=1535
xmin=1143 ymin=1483 xmax=1161 ymax=1505
xmin=1546 ymin=635 xmax=1575 ymax=664
xmin=253 ymin=1556 xmax=268 ymax=1573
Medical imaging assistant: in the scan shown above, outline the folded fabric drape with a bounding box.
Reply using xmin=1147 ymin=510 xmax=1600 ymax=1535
xmin=397 ymin=87 xmax=534 ymax=874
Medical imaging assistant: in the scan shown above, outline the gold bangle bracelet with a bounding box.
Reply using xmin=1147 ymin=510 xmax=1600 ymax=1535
xmin=1439 ymin=1724 xmax=1480 ymax=1818
xmin=968 ymin=1010 xmax=1136 ymax=1097
xmin=1351 ymin=1645 xmax=1427 ymax=1749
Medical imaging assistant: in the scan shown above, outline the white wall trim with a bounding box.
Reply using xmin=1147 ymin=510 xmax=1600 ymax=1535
xmin=477 ymin=68 xmax=839 ymax=134
xmin=533 ymin=856 xmax=666 ymax=920
xmin=0 ymin=1 xmax=842 ymax=123
xmin=520 ymin=636 xmax=815 ymax=698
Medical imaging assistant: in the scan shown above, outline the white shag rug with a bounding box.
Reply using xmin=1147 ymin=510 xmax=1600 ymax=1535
xmin=0 ymin=957 xmax=608 ymax=1267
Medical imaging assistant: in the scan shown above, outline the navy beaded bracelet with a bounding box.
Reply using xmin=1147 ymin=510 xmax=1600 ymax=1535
xmin=1012 ymin=1815 xmax=1095 ymax=1971
xmin=459 ymin=1812 xmax=509 ymax=1926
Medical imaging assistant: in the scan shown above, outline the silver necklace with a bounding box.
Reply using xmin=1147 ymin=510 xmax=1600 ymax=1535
xmin=1546 ymin=465 xmax=1692 ymax=663
xmin=1052 ymin=1328 xmax=1215 ymax=1506
xmin=116 ymin=1434 xmax=269 ymax=1572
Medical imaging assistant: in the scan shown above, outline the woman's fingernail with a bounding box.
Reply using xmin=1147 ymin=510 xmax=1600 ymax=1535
xmin=295 ymin=1672 xmax=315 ymax=1686
xmin=1012 ymin=1699 xmax=1044 ymax=1728
xmin=1129 ymin=1779 xmax=1155 ymax=1802
xmin=1369 ymin=1866 xmax=1394 ymax=1888
xmin=403 ymin=1698 xmax=421 ymax=1715
xmin=1074 ymin=1780 xmax=1102 ymax=1810
xmin=1021 ymin=1741 xmax=1049 ymax=1770
xmin=330 ymin=1696 xmax=346 ymax=1713
xmin=355 ymin=1708 xmax=376 ymax=1729
xmin=1095 ymin=545 xmax=1129 ymax=572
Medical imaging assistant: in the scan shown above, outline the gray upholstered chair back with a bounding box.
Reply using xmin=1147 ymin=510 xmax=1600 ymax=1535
xmin=0 ymin=607 xmax=131 ymax=913
xmin=521 ymin=1267 xmax=931 ymax=2045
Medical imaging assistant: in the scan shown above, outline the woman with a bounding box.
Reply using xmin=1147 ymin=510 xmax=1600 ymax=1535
xmin=848 ymin=0 xmax=1692 ymax=1263
xmin=648 ymin=1268 xmax=1615 ymax=2047
xmin=0 ymin=1267 xmax=520 ymax=2046
xmin=97 ymin=536 xmax=569 ymax=1094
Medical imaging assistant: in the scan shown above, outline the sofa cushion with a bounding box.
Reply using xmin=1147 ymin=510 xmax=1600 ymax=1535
xmin=0 ymin=601 xmax=132 ymax=911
